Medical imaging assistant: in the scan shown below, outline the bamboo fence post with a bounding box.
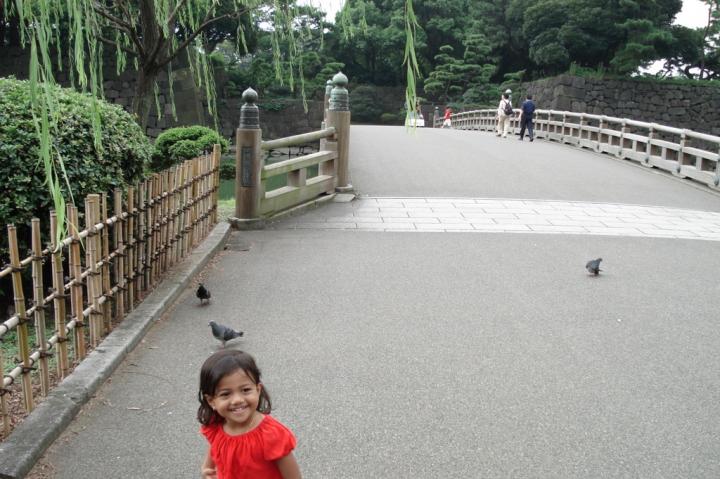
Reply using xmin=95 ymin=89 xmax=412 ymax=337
xmin=203 ymin=153 xmax=210 ymax=236
xmin=100 ymin=193 xmax=112 ymax=333
xmin=49 ymin=211 xmax=69 ymax=377
xmin=144 ymin=180 xmax=154 ymax=290
xmin=0 ymin=347 xmax=9 ymax=434
xmin=31 ymin=218 xmax=50 ymax=396
xmin=67 ymin=205 xmax=86 ymax=359
xmin=154 ymin=173 xmax=162 ymax=281
xmin=167 ymin=168 xmax=176 ymax=268
xmin=7 ymin=225 xmax=34 ymax=412
xmin=151 ymin=174 xmax=160 ymax=284
xmin=183 ymin=161 xmax=192 ymax=257
xmin=198 ymin=156 xmax=206 ymax=239
xmin=191 ymin=159 xmax=199 ymax=247
xmin=161 ymin=171 xmax=170 ymax=272
xmin=212 ymin=144 xmax=220 ymax=224
xmin=138 ymin=181 xmax=148 ymax=294
xmin=85 ymin=194 xmax=102 ymax=346
xmin=174 ymin=166 xmax=183 ymax=263
xmin=126 ymin=187 xmax=136 ymax=309
xmin=113 ymin=189 xmax=126 ymax=319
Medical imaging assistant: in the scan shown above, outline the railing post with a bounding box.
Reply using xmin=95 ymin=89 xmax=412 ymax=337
xmin=233 ymin=87 xmax=263 ymax=225
xmin=326 ymin=72 xmax=353 ymax=192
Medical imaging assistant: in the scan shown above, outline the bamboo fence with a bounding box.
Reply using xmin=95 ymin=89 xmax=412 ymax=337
xmin=0 ymin=145 xmax=221 ymax=438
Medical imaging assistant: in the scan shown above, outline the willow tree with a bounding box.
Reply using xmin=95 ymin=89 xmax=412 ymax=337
xmin=2 ymin=0 xmax=418 ymax=236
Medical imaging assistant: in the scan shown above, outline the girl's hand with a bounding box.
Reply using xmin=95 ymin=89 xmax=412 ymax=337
xmin=202 ymin=449 xmax=217 ymax=478
xmin=201 ymin=466 xmax=217 ymax=479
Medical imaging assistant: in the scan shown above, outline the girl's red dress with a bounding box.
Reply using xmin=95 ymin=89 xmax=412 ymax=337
xmin=201 ymin=414 xmax=296 ymax=479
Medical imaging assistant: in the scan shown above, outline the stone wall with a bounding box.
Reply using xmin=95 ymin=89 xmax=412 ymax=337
xmin=522 ymin=74 xmax=720 ymax=136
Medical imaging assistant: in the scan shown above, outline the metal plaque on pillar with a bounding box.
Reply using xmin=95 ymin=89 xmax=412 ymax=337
xmin=241 ymin=147 xmax=253 ymax=187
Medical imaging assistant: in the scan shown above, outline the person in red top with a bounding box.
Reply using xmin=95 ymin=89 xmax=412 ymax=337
xmin=442 ymin=106 xmax=452 ymax=128
xmin=198 ymin=350 xmax=301 ymax=479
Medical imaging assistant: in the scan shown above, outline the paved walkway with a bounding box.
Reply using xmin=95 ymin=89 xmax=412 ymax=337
xmin=273 ymin=196 xmax=720 ymax=240
xmin=28 ymin=126 xmax=720 ymax=479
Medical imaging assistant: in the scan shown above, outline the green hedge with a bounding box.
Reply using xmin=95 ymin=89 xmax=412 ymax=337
xmin=152 ymin=126 xmax=229 ymax=171
xmin=0 ymin=77 xmax=151 ymax=235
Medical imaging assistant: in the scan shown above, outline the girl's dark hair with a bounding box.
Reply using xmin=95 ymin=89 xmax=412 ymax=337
xmin=197 ymin=350 xmax=272 ymax=425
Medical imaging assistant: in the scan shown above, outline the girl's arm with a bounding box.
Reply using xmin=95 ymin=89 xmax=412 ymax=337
xmin=201 ymin=449 xmax=217 ymax=479
xmin=276 ymin=452 xmax=302 ymax=479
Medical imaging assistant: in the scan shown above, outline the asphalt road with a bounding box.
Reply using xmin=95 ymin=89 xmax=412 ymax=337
xmin=31 ymin=126 xmax=720 ymax=478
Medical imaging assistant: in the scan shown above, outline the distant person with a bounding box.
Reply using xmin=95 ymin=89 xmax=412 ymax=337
xmin=496 ymin=93 xmax=513 ymax=138
xmin=519 ymin=94 xmax=536 ymax=141
xmin=504 ymin=88 xmax=513 ymax=105
xmin=198 ymin=350 xmax=301 ymax=479
xmin=443 ymin=106 xmax=452 ymax=128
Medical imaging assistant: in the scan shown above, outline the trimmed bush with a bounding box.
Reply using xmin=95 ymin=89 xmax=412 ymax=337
xmin=152 ymin=126 xmax=229 ymax=171
xmin=349 ymin=85 xmax=384 ymax=123
xmin=0 ymin=77 xmax=151 ymax=235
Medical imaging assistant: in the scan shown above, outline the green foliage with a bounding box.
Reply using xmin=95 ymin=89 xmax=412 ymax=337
xmin=219 ymin=159 xmax=236 ymax=180
xmin=380 ymin=112 xmax=401 ymax=124
xmin=152 ymin=126 xmax=228 ymax=171
xmin=0 ymin=77 xmax=151 ymax=235
xmin=349 ymin=85 xmax=384 ymax=123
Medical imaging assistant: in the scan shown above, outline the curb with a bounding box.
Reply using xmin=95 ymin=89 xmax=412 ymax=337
xmin=228 ymin=193 xmax=338 ymax=230
xmin=0 ymin=222 xmax=232 ymax=479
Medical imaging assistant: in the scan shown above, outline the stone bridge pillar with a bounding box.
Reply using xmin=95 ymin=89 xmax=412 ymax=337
xmin=233 ymin=88 xmax=262 ymax=223
xmin=326 ymin=72 xmax=352 ymax=193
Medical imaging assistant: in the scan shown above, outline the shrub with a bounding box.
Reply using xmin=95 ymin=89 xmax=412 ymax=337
xmin=152 ymin=126 xmax=229 ymax=171
xmin=349 ymin=85 xmax=384 ymax=123
xmin=219 ymin=158 xmax=236 ymax=180
xmin=0 ymin=77 xmax=151 ymax=237
xmin=380 ymin=113 xmax=400 ymax=124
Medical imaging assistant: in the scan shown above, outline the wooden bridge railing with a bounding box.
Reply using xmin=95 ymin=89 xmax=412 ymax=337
xmin=438 ymin=109 xmax=720 ymax=191
xmin=0 ymin=147 xmax=220 ymax=439
xmin=231 ymin=72 xmax=352 ymax=228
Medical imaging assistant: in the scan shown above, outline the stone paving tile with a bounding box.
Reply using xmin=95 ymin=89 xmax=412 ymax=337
xmin=269 ymin=197 xmax=720 ymax=241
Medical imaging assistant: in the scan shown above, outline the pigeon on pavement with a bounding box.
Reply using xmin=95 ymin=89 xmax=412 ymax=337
xmin=196 ymin=283 xmax=211 ymax=304
xmin=586 ymin=258 xmax=602 ymax=276
xmin=209 ymin=320 xmax=244 ymax=348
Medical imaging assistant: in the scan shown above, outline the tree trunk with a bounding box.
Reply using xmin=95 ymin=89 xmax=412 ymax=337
xmin=131 ymin=68 xmax=157 ymax=132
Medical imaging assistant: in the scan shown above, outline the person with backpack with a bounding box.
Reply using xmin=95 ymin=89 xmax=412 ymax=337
xmin=496 ymin=93 xmax=513 ymax=138
xmin=519 ymin=94 xmax=536 ymax=141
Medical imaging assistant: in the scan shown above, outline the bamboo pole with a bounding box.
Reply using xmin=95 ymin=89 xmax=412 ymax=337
xmin=183 ymin=161 xmax=192 ymax=257
xmin=126 ymin=187 xmax=136 ymax=309
xmin=31 ymin=218 xmax=50 ymax=396
xmin=166 ymin=168 xmax=176 ymax=268
xmin=212 ymin=144 xmax=220 ymax=225
xmin=0 ymin=347 xmax=9 ymax=434
xmin=85 ymin=195 xmax=102 ymax=346
xmin=137 ymin=181 xmax=147 ymax=294
xmin=100 ymin=194 xmax=112 ymax=333
xmin=49 ymin=211 xmax=70 ymax=377
xmin=113 ymin=189 xmax=126 ymax=320
xmin=145 ymin=178 xmax=154 ymax=288
xmin=191 ymin=158 xmax=199 ymax=247
xmin=160 ymin=171 xmax=170 ymax=272
xmin=49 ymin=211 xmax=69 ymax=377
xmin=7 ymin=224 xmax=34 ymax=413
xmin=67 ymin=205 xmax=86 ymax=359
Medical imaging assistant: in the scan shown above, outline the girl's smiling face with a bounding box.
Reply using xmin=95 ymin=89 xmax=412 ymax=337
xmin=207 ymin=368 xmax=262 ymax=433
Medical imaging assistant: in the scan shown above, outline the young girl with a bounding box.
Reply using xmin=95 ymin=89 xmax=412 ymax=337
xmin=198 ymin=350 xmax=301 ymax=479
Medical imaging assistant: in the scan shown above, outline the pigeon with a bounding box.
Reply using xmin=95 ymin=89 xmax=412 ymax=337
xmin=586 ymin=258 xmax=602 ymax=276
xmin=209 ymin=320 xmax=244 ymax=348
xmin=196 ymin=283 xmax=211 ymax=304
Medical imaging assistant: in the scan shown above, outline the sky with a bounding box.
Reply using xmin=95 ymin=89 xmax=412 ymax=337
xmin=300 ymin=0 xmax=711 ymax=28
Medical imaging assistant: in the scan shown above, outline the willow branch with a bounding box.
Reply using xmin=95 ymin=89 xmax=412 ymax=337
xmin=93 ymin=2 xmax=146 ymax=58
xmin=97 ymin=35 xmax=138 ymax=57
xmin=159 ymin=9 xmax=249 ymax=68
